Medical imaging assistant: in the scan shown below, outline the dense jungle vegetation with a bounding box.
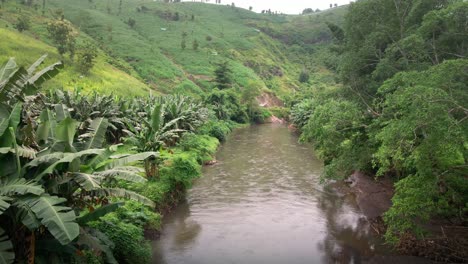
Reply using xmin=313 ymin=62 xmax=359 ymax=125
xmin=0 ymin=0 xmax=467 ymax=263
xmin=289 ymin=0 xmax=468 ymax=250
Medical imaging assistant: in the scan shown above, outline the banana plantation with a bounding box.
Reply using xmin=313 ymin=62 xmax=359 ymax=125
xmin=0 ymin=55 xmax=228 ymax=263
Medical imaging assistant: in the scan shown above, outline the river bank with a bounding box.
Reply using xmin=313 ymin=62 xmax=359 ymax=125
xmin=330 ymin=171 xmax=468 ymax=263
xmin=152 ymin=124 xmax=393 ymax=263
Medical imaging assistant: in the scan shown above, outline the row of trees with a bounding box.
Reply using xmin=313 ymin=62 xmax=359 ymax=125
xmin=291 ymin=0 xmax=467 ymax=251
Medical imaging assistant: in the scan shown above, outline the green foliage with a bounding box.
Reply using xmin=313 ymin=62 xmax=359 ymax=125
xmin=177 ymin=133 xmax=219 ymax=163
xmin=298 ymin=68 xmax=309 ymax=83
xmin=89 ymin=214 xmax=151 ymax=264
xmin=0 ymin=55 xmax=62 ymax=110
xmin=14 ymin=15 xmax=30 ymax=32
xmin=290 ymin=99 xmax=315 ymax=129
xmin=161 ymin=152 xmax=201 ymax=190
xmin=76 ymin=41 xmax=98 ymax=74
xmin=47 ymin=19 xmax=77 ymax=58
xmin=204 ymin=89 xmax=248 ymax=123
xmin=292 ymin=0 xmax=468 ymax=245
xmin=192 ymin=39 xmax=199 ymax=51
xmin=301 ymin=99 xmax=371 ymax=179
xmin=197 ymin=120 xmax=234 ymax=142
xmin=214 ymin=61 xmax=232 ymax=90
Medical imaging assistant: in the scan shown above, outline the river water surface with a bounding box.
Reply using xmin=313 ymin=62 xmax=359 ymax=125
xmin=152 ymin=124 xmax=390 ymax=264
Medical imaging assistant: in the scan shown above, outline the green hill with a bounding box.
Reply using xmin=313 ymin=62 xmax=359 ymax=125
xmin=0 ymin=0 xmax=347 ymax=98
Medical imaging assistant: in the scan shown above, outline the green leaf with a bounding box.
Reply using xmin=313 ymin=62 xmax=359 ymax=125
xmin=54 ymin=104 xmax=70 ymax=123
xmin=0 ymin=146 xmax=37 ymax=159
xmin=26 ymin=152 xmax=66 ymax=167
xmin=34 ymin=149 xmax=104 ymax=180
xmin=27 ymin=61 xmax=63 ymax=88
xmin=86 ymin=144 xmax=121 ymax=170
xmin=55 ymin=117 xmax=77 ymax=152
xmin=26 ymin=54 xmax=47 ymax=75
xmin=101 ymin=152 xmax=159 ymax=170
xmin=85 ymin=118 xmax=109 ymax=150
xmin=77 ymin=228 xmax=117 ymax=264
xmin=21 ymin=194 xmax=79 ymax=245
xmin=0 ymin=227 xmax=14 ymax=264
xmin=72 ymin=173 xmax=102 ymax=191
xmin=0 ymin=58 xmax=17 ymax=83
xmin=88 ymin=188 xmax=155 ymax=208
xmin=151 ymin=104 xmax=162 ymax=131
xmin=94 ymin=169 xmax=146 ymax=183
xmin=36 ymin=108 xmax=56 ymax=143
xmin=77 ymin=202 xmax=124 ymax=225
xmin=0 ymin=197 xmax=12 ymax=215
xmin=7 ymin=103 xmax=22 ymax=133
xmin=0 ymin=119 xmax=8 ymax=138
xmin=0 ymin=178 xmax=44 ymax=197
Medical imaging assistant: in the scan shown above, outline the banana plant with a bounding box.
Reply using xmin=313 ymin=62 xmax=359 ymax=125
xmin=0 ymin=110 xmax=78 ymax=264
xmin=124 ymin=102 xmax=186 ymax=178
xmin=0 ymin=55 xmax=62 ymax=111
xmin=27 ymin=107 xmax=158 ymax=207
xmin=47 ymin=89 xmax=128 ymax=143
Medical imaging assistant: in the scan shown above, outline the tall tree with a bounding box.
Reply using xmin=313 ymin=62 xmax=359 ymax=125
xmin=214 ymin=61 xmax=232 ymax=89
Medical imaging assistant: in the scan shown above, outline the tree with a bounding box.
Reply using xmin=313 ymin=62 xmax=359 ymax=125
xmin=249 ymin=6 xmax=252 ymax=11
xmin=76 ymin=41 xmax=98 ymax=74
xmin=299 ymin=68 xmax=309 ymax=83
xmin=42 ymin=0 xmax=46 ymax=15
xmin=192 ymin=39 xmax=199 ymax=51
xmin=214 ymin=61 xmax=232 ymax=89
xmin=127 ymin=17 xmax=136 ymax=28
xmin=302 ymin=8 xmax=314 ymax=15
xmin=47 ymin=19 xmax=77 ymax=59
xmin=181 ymin=38 xmax=186 ymax=50
xmin=14 ymin=15 xmax=30 ymax=32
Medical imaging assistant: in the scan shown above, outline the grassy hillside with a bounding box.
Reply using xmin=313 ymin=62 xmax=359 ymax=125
xmin=0 ymin=3 xmax=151 ymax=96
xmin=0 ymin=0 xmax=347 ymax=98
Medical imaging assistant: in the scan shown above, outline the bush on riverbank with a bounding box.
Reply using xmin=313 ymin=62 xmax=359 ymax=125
xmin=289 ymin=0 xmax=468 ymax=254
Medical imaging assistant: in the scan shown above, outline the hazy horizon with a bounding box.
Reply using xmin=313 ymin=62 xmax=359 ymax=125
xmin=183 ymin=0 xmax=353 ymax=14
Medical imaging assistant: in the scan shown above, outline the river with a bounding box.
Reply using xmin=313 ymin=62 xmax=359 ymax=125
xmin=152 ymin=124 xmax=391 ymax=264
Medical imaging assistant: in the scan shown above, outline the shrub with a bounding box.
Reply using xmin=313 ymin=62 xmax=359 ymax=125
xmin=160 ymin=152 xmax=201 ymax=189
xmin=15 ymin=15 xmax=30 ymax=32
xmin=114 ymin=201 xmax=161 ymax=230
xmin=76 ymin=41 xmax=98 ymax=74
xmin=178 ymin=133 xmax=219 ymax=163
xmin=129 ymin=180 xmax=175 ymax=210
xmin=197 ymin=120 xmax=233 ymax=142
xmin=299 ymin=68 xmax=310 ymax=83
xmin=90 ymin=214 xmax=152 ymax=264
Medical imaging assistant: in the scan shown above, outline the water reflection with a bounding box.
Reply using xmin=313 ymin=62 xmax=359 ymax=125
xmin=152 ymin=124 xmax=388 ymax=264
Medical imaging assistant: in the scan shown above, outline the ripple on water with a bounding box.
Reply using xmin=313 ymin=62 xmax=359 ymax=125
xmin=153 ymin=124 xmax=393 ymax=264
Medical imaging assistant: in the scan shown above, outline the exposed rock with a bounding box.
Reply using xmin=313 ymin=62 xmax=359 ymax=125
xmin=346 ymin=171 xmax=394 ymax=219
xmin=265 ymin=115 xmax=286 ymax=124
xmin=204 ymin=159 xmax=217 ymax=166
xmin=256 ymin=92 xmax=284 ymax=107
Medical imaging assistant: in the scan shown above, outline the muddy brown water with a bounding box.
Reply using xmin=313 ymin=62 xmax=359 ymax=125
xmin=152 ymin=124 xmax=412 ymax=264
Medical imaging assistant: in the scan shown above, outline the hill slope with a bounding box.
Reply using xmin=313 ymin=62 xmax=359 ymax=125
xmin=0 ymin=0 xmax=347 ymax=98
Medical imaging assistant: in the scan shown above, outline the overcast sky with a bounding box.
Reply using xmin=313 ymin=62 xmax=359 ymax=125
xmin=200 ymin=0 xmax=354 ymax=14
